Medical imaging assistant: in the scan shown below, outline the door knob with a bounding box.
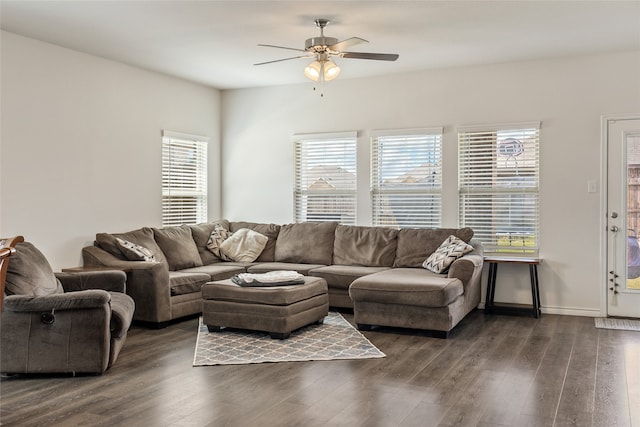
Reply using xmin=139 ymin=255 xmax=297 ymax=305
xmin=611 ymin=225 xmax=619 ymax=232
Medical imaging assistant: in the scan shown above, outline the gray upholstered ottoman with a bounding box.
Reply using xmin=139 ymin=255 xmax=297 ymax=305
xmin=201 ymin=276 xmax=329 ymax=339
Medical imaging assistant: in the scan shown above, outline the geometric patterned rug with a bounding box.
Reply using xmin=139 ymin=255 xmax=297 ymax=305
xmin=193 ymin=311 xmax=385 ymax=366
xmin=595 ymin=317 xmax=640 ymax=332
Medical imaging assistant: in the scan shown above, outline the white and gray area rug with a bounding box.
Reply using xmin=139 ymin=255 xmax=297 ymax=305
xmin=193 ymin=311 xmax=385 ymax=366
xmin=595 ymin=317 xmax=640 ymax=332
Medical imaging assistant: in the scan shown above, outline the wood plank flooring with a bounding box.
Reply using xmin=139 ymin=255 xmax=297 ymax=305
xmin=1 ymin=310 xmax=639 ymax=427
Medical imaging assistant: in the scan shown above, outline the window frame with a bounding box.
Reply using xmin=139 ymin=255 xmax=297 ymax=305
xmin=161 ymin=130 xmax=208 ymax=227
xmin=293 ymin=131 xmax=357 ymax=224
xmin=370 ymin=127 xmax=443 ymax=228
xmin=458 ymin=122 xmax=540 ymax=254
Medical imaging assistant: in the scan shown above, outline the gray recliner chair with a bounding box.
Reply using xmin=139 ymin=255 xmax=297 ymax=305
xmin=0 ymin=236 xmax=135 ymax=375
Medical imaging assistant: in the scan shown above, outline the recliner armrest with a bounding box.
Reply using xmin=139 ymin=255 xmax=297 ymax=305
xmin=3 ymin=290 xmax=111 ymax=312
xmin=56 ymin=270 xmax=127 ymax=293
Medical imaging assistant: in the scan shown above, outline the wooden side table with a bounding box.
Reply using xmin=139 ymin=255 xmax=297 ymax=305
xmin=484 ymin=256 xmax=542 ymax=318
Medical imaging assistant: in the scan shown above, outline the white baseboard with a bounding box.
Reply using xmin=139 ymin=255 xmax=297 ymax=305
xmin=541 ymin=306 xmax=602 ymax=317
xmin=478 ymin=302 xmax=602 ymax=318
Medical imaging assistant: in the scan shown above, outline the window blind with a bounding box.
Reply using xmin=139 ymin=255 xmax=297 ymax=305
xmin=162 ymin=131 xmax=208 ymax=226
xmin=294 ymin=132 xmax=357 ymax=224
xmin=458 ymin=123 xmax=540 ymax=254
xmin=371 ymin=129 xmax=443 ymax=228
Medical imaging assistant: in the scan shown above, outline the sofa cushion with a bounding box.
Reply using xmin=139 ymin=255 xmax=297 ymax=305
xmin=180 ymin=264 xmax=246 ymax=281
xmin=333 ymin=225 xmax=398 ymax=267
xmin=423 ymin=235 xmax=474 ymax=274
xmin=230 ymin=221 xmax=281 ymax=262
xmin=275 ymin=222 xmax=337 ymax=265
xmin=95 ymin=227 xmax=169 ymax=268
xmin=153 ymin=225 xmax=203 ymax=271
xmin=116 ymin=238 xmax=156 ymax=262
xmin=190 ymin=219 xmax=230 ymax=265
xmin=169 ymin=272 xmax=211 ymax=296
xmin=247 ymin=262 xmax=327 ymax=276
xmin=309 ymin=265 xmax=391 ymax=290
xmin=349 ymin=268 xmax=464 ymax=307
xmin=5 ymin=242 xmax=63 ymax=296
xmin=393 ymin=227 xmax=474 ymax=268
xmin=219 ymin=228 xmax=268 ymax=262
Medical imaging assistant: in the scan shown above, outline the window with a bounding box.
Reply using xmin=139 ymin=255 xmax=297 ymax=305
xmin=458 ymin=122 xmax=540 ymax=254
xmin=162 ymin=130 xmax=208 ymax=226
xmin=371 ymin=128 xmax=443 ymax=228
xmin=294 ymin=132 xmax=357 ymax=224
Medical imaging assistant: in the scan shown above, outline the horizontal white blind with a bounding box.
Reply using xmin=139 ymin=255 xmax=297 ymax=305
xmin=294 ymin=133 xmax=356 ymax=224
xmin=458 ymin=125 xmax=540 ymax=253
xmin=371 ymin=130 xmax=442 ymax=228
xmin=162 ymin=132 xmax=208 ymax=226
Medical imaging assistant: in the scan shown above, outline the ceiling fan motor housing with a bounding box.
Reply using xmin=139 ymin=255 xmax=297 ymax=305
xmin=305 ymin=36 xmax=338 ymax=52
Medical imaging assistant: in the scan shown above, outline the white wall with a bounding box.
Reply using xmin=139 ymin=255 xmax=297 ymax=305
xmin=0 ymin=31 xmax=221 ymax=270
xmin=221 ymin=50 xmax=640 ymax=316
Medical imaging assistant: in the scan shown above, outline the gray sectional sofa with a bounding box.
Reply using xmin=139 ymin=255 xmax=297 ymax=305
xmin=82 ymin=220 xmax=483 ymax=335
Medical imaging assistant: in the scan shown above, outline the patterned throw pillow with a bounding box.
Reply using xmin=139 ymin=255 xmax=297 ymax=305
xmin=116 ymin=237 xmax=156 ymax=262
xmin=423 ymin=235 xmax=474 ymax=274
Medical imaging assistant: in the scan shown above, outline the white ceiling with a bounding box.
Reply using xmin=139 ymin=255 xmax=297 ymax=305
xmin=1 ymin=1 xmax=639 ymax=90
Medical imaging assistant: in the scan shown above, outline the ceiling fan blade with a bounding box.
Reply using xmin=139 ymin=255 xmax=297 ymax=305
xmin=328 ymin=37 xmax=368 ymax=52
xmin=254 ymin=55 xmax=310 ymax=66
xmin=341 ymin=52 xmax=399 ymax=61
xmin=258 ymin=44 xmax=307 ymax=53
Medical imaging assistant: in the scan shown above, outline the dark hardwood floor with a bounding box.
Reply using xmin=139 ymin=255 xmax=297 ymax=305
xmin=1 ymin=310 xmax=639 ymax=427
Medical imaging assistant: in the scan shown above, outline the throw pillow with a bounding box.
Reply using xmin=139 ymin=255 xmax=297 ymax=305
xmin=219 ymin=228 xmax=268 ymax=262
xmin=116 ymin=237 xmax=156 ymax=262
xmin=229 ymin=221 xmax=280 ymax=262
xmin=423 ymin=235 xmax=474 ymax=274
xmin=206 ymin=223 xmax=233 ymax=261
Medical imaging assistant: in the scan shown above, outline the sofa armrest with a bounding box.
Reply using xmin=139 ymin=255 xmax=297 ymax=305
xmin=448 ymin=254 xmax=483 ymax=284
xmin=447 ymin=246 xmax=484 ymax=311
xmin=3 ymin=290 xmax=111 ymax=312
xmin=82 ymin=245 xmax=171 ymax=323
xmin=56 ymin=270 xmax=127 ymax=293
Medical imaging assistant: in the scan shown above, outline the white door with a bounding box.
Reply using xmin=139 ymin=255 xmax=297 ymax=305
xmin=607 ymin=117 xmax=640 ymax=317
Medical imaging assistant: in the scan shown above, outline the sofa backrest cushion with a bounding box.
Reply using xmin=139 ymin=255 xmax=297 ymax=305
xmin=5 ymin=242 xmax=63 ymax=296
xmin=95 ymin=227 xmax=169 ymax=269
xmin=153 ymin=225 xmax=203 ymax=271
xmin=274 ymin=222 xmax=337 ymax=265
xmin=394 ymin=227 xmax=474 ymax=268
xmin=333 ymin=225 xmax=398 ymax=267
xmin=230 ymin=221 xmax=281 ymax=262
xmin=190 ymin=219 xmax=230 ymax=265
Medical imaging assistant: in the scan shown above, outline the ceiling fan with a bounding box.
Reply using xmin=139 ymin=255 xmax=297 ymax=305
xmin=254 ymin=18 xmax=399 ymax=83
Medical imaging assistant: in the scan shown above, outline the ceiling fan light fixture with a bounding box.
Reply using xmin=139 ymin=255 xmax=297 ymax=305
xmin=323 ymin=59 xmax=340 ymax=81
xmin=303 ymin=59 xmax=340 ymax=82
xmin=303 ymin=60 xmax=322 ymax=81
